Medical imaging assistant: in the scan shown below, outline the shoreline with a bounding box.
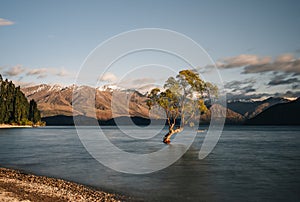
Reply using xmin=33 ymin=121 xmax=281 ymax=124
xmin=0 ymin=167 xmax=132 ymax=202
xmin=0 ymin=124 xmax=33 ymax=129
xmin=0 ymin=124 xmax=46 ymax=129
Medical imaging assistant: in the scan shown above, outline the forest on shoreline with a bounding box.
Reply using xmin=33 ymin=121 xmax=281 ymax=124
xmin=0 ymin=74 xmax=44 ymax=126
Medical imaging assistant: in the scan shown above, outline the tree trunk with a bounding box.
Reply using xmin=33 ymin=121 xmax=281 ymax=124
xmin=163 ymin=125 xmax=183 ymax=144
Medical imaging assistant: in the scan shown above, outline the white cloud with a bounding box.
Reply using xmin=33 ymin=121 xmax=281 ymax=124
xmin=206 ymin=53 xmax=300 ymax=75
xmin=243 ymin=56 xmax=300 ymax=74
xmin=0 ymin=18 xmax=14 ymax=26
xmin=275 ymin=54 xmax=294 ymax=63
xmin=116 ymin=77 xmax=158 ymax=91
xmin=224 ymin=78 xmax=256 ymax=95
xmin=4 ymin=65 xmax=25 ymax=76
xmin=27 ymin=67 xmax=71 ymax=78
xmin=27 ymin=68 xmax=48 ymax=76
xmin=218 ymin=54 xmax=271 ymax=69
xmin=98 ymin=72 xmax=117 ymax=82
xmin=56 ymin=68 xmax=69 ymax=77
xmin=3 ymin=65 xmax=72 ymax=80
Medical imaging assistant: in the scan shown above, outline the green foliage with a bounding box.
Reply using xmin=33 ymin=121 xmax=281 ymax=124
xmin=147 ymin=69 xmax=218 ymax=129
xmin=0 ymin=74 xmax=42 ymax=125
xmin=29 ymin=99 xmax=41 ymax=123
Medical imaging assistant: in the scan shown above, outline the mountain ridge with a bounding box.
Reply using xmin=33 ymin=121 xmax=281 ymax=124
xmin=21 ymin=84 xmax=299 ymax=125
xmin=246 ymin=98 xmax=300 ymax=125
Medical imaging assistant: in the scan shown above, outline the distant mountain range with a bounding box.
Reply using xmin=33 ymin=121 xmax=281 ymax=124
xmin=246 ymin=98 xmax=300 ymax=125
xmin=227 ymin=97 xmax=290 ymax=118
xmin=21 ymin=84 xmax=151 ymax=120
xmin=21 ymin=84 xmax=300 ymax=125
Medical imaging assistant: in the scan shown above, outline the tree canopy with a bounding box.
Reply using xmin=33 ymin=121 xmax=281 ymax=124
xmin=147 ymin=69 xmax=217 ymax=144
xmin=0 ymin=74 xmax=42 ymax=125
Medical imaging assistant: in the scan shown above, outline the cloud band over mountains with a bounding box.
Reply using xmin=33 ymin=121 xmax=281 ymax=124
xmin=214 ymin=53 xmax=300 ymax=100
xmin=268 ymin=75 xmax=300 ymax=86
xmin=217 ymin=53 xmax=300 ymax=75
xmin=2 ymin=65 xmax=71 ymax=79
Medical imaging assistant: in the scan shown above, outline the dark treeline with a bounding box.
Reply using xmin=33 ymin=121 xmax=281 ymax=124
xmin=0 ymin=74 xmax=42 ymax=125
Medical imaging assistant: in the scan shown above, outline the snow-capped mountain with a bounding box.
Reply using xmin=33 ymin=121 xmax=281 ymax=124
xmin=21 ymin=84 xmax=297 ymax=124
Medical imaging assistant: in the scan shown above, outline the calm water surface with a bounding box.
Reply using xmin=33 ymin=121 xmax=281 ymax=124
xmin=0 ymin=126 xmax=299 ymax=201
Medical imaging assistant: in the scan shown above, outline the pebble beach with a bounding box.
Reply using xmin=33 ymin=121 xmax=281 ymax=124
xmin=0 ymin=167 xmax=132 ymax=202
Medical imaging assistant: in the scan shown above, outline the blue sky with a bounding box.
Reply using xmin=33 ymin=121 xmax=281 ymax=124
xmin=0 ymin=0 xmax=299 ymax=99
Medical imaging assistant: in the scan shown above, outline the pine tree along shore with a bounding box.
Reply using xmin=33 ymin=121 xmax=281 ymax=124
xmin=0 ymin=74 xmax=44 ymax=126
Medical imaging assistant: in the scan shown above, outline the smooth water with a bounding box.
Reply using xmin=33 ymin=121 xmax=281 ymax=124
xmin=0 ymin=126 xmax=299 ymax=201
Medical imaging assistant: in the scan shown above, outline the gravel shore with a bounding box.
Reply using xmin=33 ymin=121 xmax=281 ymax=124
xmin=0 ymin=167 xmax=131 ymax=202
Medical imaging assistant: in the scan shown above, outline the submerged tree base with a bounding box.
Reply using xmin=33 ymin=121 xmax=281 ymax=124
xmin=163 ymin=127 xmax=183 ymax=144
xmin=163 ymin=137 xmax=171 ymax=144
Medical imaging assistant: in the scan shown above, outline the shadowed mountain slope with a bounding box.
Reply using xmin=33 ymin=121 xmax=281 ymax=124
xmin=246 ymin=98 xmax=300 ymax=125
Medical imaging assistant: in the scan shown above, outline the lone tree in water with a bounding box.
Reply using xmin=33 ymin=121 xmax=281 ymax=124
xmin=147 ymin=70 xmax=217 ymax=144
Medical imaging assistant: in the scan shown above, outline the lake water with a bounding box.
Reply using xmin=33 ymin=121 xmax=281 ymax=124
xmin=0 ymin=126 xmax=299 ymax=201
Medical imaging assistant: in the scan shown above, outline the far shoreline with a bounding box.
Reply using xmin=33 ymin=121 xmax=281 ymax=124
xmin=0 ymin=124 xmax=45 ymax=129
xmin=0 ymin=124 xmax=33 ymax=129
